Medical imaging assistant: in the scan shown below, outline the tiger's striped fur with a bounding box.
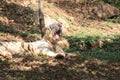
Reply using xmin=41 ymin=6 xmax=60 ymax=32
xmin=0 ymin=22 xmax=65 ymax=59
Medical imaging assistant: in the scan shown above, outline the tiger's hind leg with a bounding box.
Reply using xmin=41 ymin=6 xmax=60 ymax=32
xmin=0 ymin=51 xmax=12 ymax=59
xmin=0 ymin=43 xmax=12 ymax=59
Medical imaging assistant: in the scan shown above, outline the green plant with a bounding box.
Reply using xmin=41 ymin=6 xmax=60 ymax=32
xmin=64 ymin=29 xmax=120 ymax=62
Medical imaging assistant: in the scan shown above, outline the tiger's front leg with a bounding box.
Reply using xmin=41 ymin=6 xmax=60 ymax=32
xmin=40 ymin=48 xmax=65 ymax=59
xmin=52 ymin=43 xmax=66 ymax=58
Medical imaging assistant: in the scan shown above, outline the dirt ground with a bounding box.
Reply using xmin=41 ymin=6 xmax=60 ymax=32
xmin=0 ymin=0 xmax=120 ymax=80
xmin=0 ymin=54 xmax=120 ymax=80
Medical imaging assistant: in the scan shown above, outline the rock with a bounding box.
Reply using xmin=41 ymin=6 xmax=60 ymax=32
xmin=92 ymin=2 xmax=120 ymax=19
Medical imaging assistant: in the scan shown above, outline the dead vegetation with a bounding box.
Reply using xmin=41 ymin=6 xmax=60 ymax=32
xmin=0 ymin=0 xmax=120 ymax=80
xmin=0 ymin=54 xmax=120 ymax=80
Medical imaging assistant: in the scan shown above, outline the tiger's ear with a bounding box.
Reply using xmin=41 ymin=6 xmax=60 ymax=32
xmin=43 ymin=27 xmax=47 ymax=32
xmin=46 ymin=29 xmax=50 ymax=35
xmin=44 ymin=27 xmax=50 ymax=36
xmin=57 ymin=22 xmax=63 ymax=27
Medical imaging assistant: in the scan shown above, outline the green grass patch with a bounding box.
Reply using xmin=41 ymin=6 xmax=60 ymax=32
xmin=64 ymin=30 xmax=120 ymax=62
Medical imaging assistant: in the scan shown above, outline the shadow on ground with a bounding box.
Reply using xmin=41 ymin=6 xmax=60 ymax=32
xmin=47 ymin=0 xmax=120 ymax=24
xmin=0 ymin=53 xmax=120 ymax=80
xmin=0 ymin=35 xmax=120 ymax=80
xmin=64 ymin=35 xmax=120 ymax=62
xmin=0 ymin=0 xmax=40 ymax=41
xmin=0 ymin=1 xmax=120 ymax=80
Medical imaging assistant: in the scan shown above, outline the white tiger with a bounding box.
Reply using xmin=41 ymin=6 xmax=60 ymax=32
xmin=0 ymin=22 xmax=66 ymax=59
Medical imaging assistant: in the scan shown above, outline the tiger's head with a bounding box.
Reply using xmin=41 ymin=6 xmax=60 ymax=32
xmin=44 ymin=22 xmax=62 ymax=43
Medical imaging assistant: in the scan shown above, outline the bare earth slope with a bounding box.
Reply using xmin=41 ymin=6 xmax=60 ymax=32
xmin=0 ymin=0 xmax=120 ymax=80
